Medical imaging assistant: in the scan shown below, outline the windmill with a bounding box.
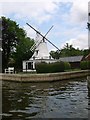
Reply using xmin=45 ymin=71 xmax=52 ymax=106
xmin=23 ymin=23 xmax=60 ymax=72
xmin=26 ymin=23 xmax=60 ymax=60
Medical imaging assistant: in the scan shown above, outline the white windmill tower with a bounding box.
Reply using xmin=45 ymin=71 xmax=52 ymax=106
xmin=23 ymin=23 xmax=60 ymax=72
xmin=28 ymin=24 xmax=53 ymax=60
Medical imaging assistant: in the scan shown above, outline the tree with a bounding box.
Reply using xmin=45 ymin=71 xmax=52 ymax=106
xmin=50 ymin=50 xmax=60 ymax=59
xmin=83 ymin=49 xmax=90 ymax=57
xmin=13 ymin=37 xmax=34 ymax=71
xmin=50 ymin=43 xmax=84 ymax=59
xmin=60 ymin=43 xmax=84 ymax=57
xmin=2 ymin=16 xmax=34 ymax=72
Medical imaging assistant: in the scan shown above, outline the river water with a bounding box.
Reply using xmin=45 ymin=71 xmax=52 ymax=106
xmin=2 ymin=77 xmax=90 ymax=119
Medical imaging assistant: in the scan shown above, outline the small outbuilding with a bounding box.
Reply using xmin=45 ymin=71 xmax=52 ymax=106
xmin=84 ymin=53 xmax=90 ymax=61
xmin=59 ymin=55 xmax=84 ymax=69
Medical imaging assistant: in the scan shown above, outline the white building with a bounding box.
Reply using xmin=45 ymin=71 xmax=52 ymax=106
xmin=23 ymin=32 xmax=57 ymax=72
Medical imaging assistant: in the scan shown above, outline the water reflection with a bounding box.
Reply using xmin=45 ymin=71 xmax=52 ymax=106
xmin=2 ymin=78 xmax=89 ymax=119
xmin=87 ymin=76 xmax=90 ymax=120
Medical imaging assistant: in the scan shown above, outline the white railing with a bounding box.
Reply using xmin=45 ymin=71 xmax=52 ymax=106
xmin=5 ymin=67 xmax=14 ymax=74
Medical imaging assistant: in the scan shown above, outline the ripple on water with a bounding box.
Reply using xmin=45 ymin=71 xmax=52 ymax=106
xmin=2 ymin=113 xmax=12 ymax=117
xmin=2 ymin=78 xmax=89 ymax=118
xmin=9 ymin=108 xmax=39 ymax=117
xmin=56 ymin=95 xmax=66 ymax=99
xmin=49 ymin=90 xmax=64 ymax=96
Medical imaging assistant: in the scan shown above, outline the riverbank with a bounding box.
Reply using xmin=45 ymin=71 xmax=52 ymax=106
xmin=0 ymin=70 xmax=90 ymax=82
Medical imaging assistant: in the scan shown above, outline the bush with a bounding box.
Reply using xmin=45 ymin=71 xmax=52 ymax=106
xmin=64 ymin=62 xmax=71 ymax=70
xmin=80 ymin=61 xmax=87 ymax=70
xmin=35 ymin=61 xmax=65 ymax=73
xmin=87 ymin=61 xmax=90 ymax=69
xmin=35 ymin=62 xmax=48 ymax=73
xmin=49 ymin=62 xmax=65 ymax=73
xmin=80 ymin=61 xmax=90 ymax=70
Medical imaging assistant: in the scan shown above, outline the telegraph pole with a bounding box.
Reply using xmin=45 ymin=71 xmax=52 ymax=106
xmin=88 ymin=2 xmax=90 ymax=49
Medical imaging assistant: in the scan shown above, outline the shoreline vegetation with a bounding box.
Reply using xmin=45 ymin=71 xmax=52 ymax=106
xmin=0 ymin=70 xmax=90 ymax=83
xmin=2 ymin=17 xmax=90 ymax=74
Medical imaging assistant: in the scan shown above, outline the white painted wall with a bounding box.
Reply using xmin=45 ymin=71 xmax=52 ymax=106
xmin=23 ymin=61 xmax=26 ymax=70
xmin=30 ymin=33 xmax=50 ymax=60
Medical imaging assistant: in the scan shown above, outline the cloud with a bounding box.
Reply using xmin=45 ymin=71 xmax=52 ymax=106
xmin=61 ymin=34 xmax=88 ymax=49
xmin=1 ymin=0 xmax=89 ymax=25
xmin=1 ymin=0 xmax=89 ymax=51
xmin=1 ymin=0 xmax=49 ymax=2
xmin=23 ymin=25 xmax=36 ymax=39
xmin=69 ymin=0 xmax=88 ymax=23
xmin=0 ymin=3 xmax=2 ymax=16
xmin=55 ymin=0 xmax=89 ymax=24
xmin=1 ymin=1 xmax=58 ymax=24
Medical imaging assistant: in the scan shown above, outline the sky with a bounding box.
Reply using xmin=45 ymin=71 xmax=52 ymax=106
xmin=0 ymin=0 xmax=90 ymax=51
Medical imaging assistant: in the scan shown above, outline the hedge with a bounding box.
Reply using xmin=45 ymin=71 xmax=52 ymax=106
xmin=64 ymin=62 xmax=71 ymax=70
xmin=49 ymin=62 xmax=65 ymax=73
xmin=80 ymin=61 xmax=90 ymax=70
xmin=35 ymin=61 xmax=71 ymax=73
xmin=35 ymin=62 xmax=48 ymax=73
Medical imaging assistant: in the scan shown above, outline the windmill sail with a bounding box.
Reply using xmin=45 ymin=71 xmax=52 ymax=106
xmin=30 ymin=25 xmax=54 ymax=52
xmin=26 ymin=23 xmax=60 ymax=51
xmin=23 ymin=23 xmax=59 ymax=71
xmin=26 ymin=23 xmax=60 ymax=60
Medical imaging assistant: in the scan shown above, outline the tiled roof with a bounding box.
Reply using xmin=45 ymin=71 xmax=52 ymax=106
xmin=59 ymin=56 xmax=83 ymax=62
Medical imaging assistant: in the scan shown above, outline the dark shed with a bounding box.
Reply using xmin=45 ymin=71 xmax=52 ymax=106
xmin=59 ymin=56 xmax=84 ymax=69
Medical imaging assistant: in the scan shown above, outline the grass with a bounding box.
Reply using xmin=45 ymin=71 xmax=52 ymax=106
xmin=17 ymin=68 xmax=82 ymax=74
xmin=65 ymin=68 xmax=81 ymax=72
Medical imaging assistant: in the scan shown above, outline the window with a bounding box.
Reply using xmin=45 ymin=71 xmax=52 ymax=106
xmin=36 ymin=50 xmax=39 ymax=55
xmin=28 ymin=62 xmax=33 ymax=69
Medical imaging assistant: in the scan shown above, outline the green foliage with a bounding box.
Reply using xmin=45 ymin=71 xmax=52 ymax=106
xmin=87 ymin=61 xmax=90 ymax=69
xmin=80 ymin=61 xmax=90 ymax=70
xmin=50 ymin=43 xmax=85 ymax=59
xmin=80 ymin=61 xmax=86 ymax=70
xmin=2 ymin=16 xmax=34 ymax=72
xmin=35 ymin=61 xmax=65 ymax=73
xmin=83 ymin=49 xmax=90 ymax=57
xmin=13 ymin=37 xmax=34 ymax=71
xmin=2 ymin=16 xmax=21 ymax=71
xmin=64 ymin=62 xmax=71 ymax=70
xmin=61 ymin=43 xmax=83 ymax=57
xmin=52 ymin=62 xmax=65 ymax=72
xmin=50 ymin=50 xmax=60 ymax=59
xmin=35 ymin=62 xmax=48 ymax=73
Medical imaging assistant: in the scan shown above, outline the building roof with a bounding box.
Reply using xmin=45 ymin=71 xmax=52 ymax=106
xmin=59 ymin=56 xmax=83 ymax=62
xmin=85 ymin=53 xmax=90 ymax=60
